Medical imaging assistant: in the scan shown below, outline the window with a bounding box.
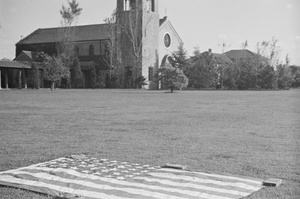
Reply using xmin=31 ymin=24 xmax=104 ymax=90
xmin=124 ymin=0 xmax=136 ymax=11
xmin=89 ymin=45 xmax=94 ymax=56
xmin=164 ymin=33 xmax=171 ymax=48
xmin=146 ymin=0 xmax=155 ymax=12
xmin=151 ymin=0 xmax=155 ymax=12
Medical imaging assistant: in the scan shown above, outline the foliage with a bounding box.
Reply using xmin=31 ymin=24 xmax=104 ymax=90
xmin=134 ymin=76 xmax=147 ymax=89
xmin=57 ymin=0 xmax=82 ymax=88
xmin=171 ymin=44 xmax=189 ymax=70
xmin=235 ymin=59 xmax=257 ymax=90
xmin=276 ymin=64 xmax=293 ymax=89
xmin=159 ymin=63 xmax=188 ymax=92
xmin=289 ymin=65 xmax=300 ymax=88
xmin=70 ymin=57 xmax=82 ymax=88
xmin=104 ymin=9 xmax=124 ymax=88
xmin=213 ymin=55 xmax=239 ymax=90
xmin=60 ymin=0 xmax=82 ymax=25
xmin=28 ymin=63 xmax=40 ymax=89
xmin=88 ymin=62 xmax=107 ymax=88
xmin=89 ymin=62 xmax=97 ymax=88
xmin=41 ymin=53 xmax=69 ymax=90
xmin=256 ymin=64 xmax=275 ymax=89
xmin=1 ymin=58 xmax=11 ymax=61
xmin=187 ymin=50 xmax=218 ymax=89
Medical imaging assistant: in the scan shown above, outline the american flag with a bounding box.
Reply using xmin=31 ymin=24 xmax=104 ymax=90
xmin=0 ymin=155 xmax=263 ymax=199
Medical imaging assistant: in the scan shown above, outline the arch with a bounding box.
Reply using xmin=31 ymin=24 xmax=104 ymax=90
xmin=161 ymin=54 xmax=170 ymax=67
xmin=161 ymin=54 xmax=175 ymax=67
xmin=89 ymin=45 xmax=94 ymax=56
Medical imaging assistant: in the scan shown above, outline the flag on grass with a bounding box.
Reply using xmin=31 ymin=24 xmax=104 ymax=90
xmin=0 ymin=155 xmax=263 ymax=199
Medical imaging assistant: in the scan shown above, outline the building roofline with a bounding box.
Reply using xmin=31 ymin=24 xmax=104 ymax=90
xmin=159 ymin=17 xmax=183 ymax=44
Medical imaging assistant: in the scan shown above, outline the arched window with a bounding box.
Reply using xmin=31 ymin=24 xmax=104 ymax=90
xmin=151 ymin=0 xmax=155 ymax=12
xmin=89 ymin=45 xmax=94 ymax=56
xmin=74 ymin=46 xmax=79 ymax=56
xmin=146 ymin=0 xmax=154 ymax=12
xmin=124 ymin=0 xmax=136 ymax=11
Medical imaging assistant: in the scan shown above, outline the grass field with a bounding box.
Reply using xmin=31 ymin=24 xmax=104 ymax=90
xmin=0 ymin=89 xmax=299 ymax=199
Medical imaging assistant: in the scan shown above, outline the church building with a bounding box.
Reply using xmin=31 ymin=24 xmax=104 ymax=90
xmin=1 ymin=0 xmax=183 ymax=89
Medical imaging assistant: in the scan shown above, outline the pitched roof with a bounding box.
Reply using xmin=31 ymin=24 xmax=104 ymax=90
xmin=159 ymin=16 xmax=168 ymax=26
xmin=212 ymin=53 xmax=234 ymax=64
xmin=225 ymin=49 xmax=257 ymax=59
xmin=0 ymin=61 xmax=32 ymax=69
xmin=159 ymin=17 xmax=183 ymax=45
xmin=200 ymin=50 xmax=233 ymax=64
xmin=14 ymin=51 xmax=43 ymax=62
xmin=17 ymin=24 xmax=113 ymax=45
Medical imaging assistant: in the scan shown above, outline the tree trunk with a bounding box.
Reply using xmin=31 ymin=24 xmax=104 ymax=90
xmin=51 ymin=82 xmax=55 ymax=91
xmin=170 ymin=86 xmax=174 ymax=93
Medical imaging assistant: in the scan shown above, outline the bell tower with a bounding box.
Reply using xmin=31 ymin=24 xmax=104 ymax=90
xmin=116 ymin=0 xmax=159 ymax=89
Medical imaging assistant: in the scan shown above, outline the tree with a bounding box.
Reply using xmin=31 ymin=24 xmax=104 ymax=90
xmin=41 ymin=53 xmax=69 ymax=90
xmin=235 ymin=59 xmax=257 ymax=90
xmin=105 ymin=4 xmax=155 ymax=88
xmin=289 ymin=65 xmax=300 ymax=88
xmin=256 ymin=64 xmax=275 ymax=89
xmin=70 ymin=57 xmax=82 ymax=88
xmin=1 ymin=58 xmax=11 ymax=61
xmin=159 ymin=63 xmax=188 ymax=93
xmin=214 ymin=56 xmax=238 ymax=90
xmin=134 ymin=76 xmax=147 ymax=89
xmin=57 ymin=0 xmax=83 ymax=88
xmin=104 ymin=9 xmax=123 ymax=88
xmin=171 ymin=44 xmax=189 ymax=70
xmin=187 ymin=50 xmax=218 ymax=89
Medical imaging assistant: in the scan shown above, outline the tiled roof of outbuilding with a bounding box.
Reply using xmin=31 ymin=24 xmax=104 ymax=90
xmin=225 ymin=49 xmax=269 ymax=64
xmin=17 ymin=24 xmax=113 ymax=45
xmin=211 ymin=53 xmax=233 ymax=64
xmin=0 ymin=61 xmax=32 ymax=69
xmin=15 ymin=51 xmax=43 ymax=62
xmin=225 ymin=49 xmax=256 ymax=59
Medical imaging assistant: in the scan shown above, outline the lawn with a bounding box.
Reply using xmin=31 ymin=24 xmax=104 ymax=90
xmin=0 ymin=89 xmax=299 ymax=199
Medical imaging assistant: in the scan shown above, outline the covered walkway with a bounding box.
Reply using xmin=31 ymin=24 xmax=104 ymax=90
xmin=0 ymin=61 xmax=31 ymax=89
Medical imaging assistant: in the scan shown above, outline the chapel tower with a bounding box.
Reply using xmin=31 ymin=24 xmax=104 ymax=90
xmin=116 ymin=0 xmax=159 ymax=89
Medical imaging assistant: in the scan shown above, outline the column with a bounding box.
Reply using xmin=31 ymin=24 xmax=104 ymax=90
xmin=0 ymin=69 xmax=2 ymax=89
xmin=23 ymin=69 xmax=27 ymax=89
xmin=18 ymin=69 xmax=22 ymax=89
xmin=5 ymin=69 xmax=8 ymax=89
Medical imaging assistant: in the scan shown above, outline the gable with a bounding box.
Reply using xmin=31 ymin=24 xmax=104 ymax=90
xmin=159 ymin=19 xmax=183 ymax=45
xmin=14 ymin=51 xmax=43 ymax=62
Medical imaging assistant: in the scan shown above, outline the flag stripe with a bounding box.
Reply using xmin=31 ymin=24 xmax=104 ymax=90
xmin=3 ymin=173 xmax=159 ymax=199
xmin=17 ymin=167 xmax=239 ymax=199
xmin=29 ymin=168 xmax=242 ymax=199
xmin=159 ymin=168 xmax=262 ymax=185
xmin=147 ymin=172 xmax=260 ymax=191
xmin=133 ymin=176 xmax=249 ymax=196
xmin=4 ymin=170 xmax=219 ymax=199
xmin=0 ymin=174 xmax=132 ymax=199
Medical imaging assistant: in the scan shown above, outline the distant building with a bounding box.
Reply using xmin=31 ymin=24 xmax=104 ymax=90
xmin=1 ymin=0 xmax=183 ymax=89
xmin=225 ymin=49 xmax=269 ymax=65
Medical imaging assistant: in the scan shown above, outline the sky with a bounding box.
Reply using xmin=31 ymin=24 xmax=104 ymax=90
xmin=0 ymin=0 xmax=299 ymax=65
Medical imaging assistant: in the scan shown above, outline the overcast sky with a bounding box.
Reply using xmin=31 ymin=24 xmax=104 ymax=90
xmin=0 ymin=0 xmax=299 ymax=65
